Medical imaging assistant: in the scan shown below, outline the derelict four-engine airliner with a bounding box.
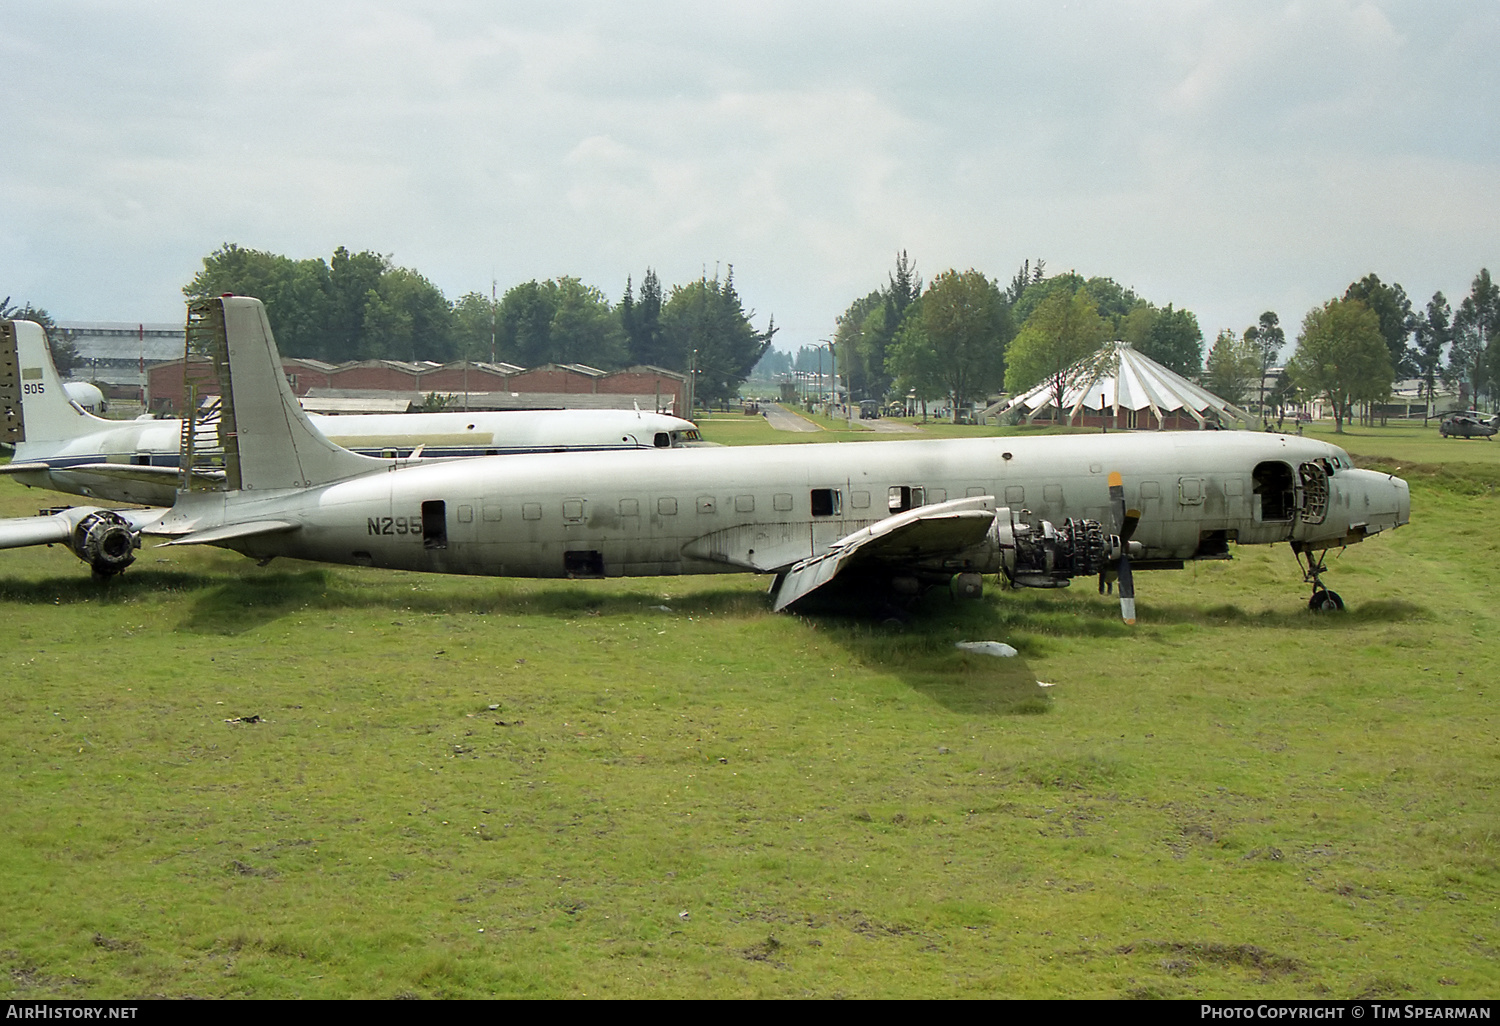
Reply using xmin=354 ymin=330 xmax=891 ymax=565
xmin=14 ymin=295 xmax=1405 ymax=620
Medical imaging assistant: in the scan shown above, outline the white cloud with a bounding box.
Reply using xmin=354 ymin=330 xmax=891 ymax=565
xmin=0 ymin=0 xmax=1495 ymax=351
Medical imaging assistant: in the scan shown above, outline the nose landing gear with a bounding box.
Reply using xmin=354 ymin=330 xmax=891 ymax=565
xmin=1292 ymin=543 xmax=1344 ymax=612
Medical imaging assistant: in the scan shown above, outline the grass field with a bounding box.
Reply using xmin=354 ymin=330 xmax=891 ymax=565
xmin=0 ymin=421 xmax=1496 ymax=998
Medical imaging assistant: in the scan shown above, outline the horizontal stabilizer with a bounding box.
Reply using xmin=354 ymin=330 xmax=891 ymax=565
xmin=60 ymin=463 xmax=226 ymax=485
xmin=159 ymin=519 xmax=300 ymax=547
xmin=770 ymin=496 xmax=996 ymax=612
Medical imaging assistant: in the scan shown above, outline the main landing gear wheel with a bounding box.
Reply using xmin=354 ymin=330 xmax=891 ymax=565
xmin=1308 ymin=588 xmax=1344 ymax=612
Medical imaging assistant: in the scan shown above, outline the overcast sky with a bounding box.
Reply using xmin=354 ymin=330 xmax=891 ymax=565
xmin=2 ymin=1 xmax=1495 ymax=355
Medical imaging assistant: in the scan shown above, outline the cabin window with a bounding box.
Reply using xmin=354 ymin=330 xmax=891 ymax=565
xmin=482 ymin=505 xmax=503 ymax=522
xmin=619 ymin=498 xmax=639 ymax=517
xmin=773 ymin=493 xmax=793 ymax=512
xmin=851 ymin=490 xmax=870 ymax=509
xmin=1004 ymin=485 xmax=1025 ymax=505
xmin=1178 ymin=478 xmax=1204 ymax=505
xmin=132 ymin=453 xmax=151 ymax=466
xmin=811 ymin=488 xmax=841 ymax=517
xmin=966 ymin=487 xmax=985 ymax=498
xmin=1224 ymin=479 xmax=1244 ymax=497
xmin=735 ymin=494 xmax=754 ymax=513
xmin=1043 ymin=484 xmax=1063 ymax=505
xmin=562 ymin=499 xmax=585 ymax=521
xmin=522 ymin=503 xmax=542 ymax=521
xmin=658 ymin=497 xmax=678 ymax=516
xmin=421 ymin=501 xmax=447 ymax=549
xmin=381 ymin=448 xmax=398 ymax=459
xmin=929 ymin=488 xmax=947 ymax=504
xmin=457 ymin=505 xmax=473 ymax=523
xmin=1139 ymin=481 xmax=1161 ymax=499
xmin=888 ymin=486 xmax=924 ymax=513
xmin=697 ymin=495 xmax=716 ymax=514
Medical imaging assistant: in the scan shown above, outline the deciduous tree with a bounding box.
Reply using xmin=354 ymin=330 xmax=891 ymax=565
xmin=917 ymin=269 xmax=1013 ymax=421
xmin=1288 ymin=298 xmax=1392 ymax=433
xmin=1004 ymin=289 xmax=1109 ymax=419
xmin=1344 ymin=274 xmax=1415 ymax=379
xmin=1203 ymin=329 xmax=1260 ymax=406
xmin=1139 ymin=304 xmax=1203 ymax=377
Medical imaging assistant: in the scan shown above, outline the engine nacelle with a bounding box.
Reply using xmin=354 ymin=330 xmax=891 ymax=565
xmin=68 ymin=510 xmax=140 ymax=578
xmin=992 ymin=507 xmax=1110 ymax=589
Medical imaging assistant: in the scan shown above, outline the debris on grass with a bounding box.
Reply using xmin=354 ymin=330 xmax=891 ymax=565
xmin=955 ymin=640 xmax=1017 ymax=657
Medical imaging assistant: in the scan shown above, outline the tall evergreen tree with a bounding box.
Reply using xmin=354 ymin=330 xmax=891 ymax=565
xmin=1452 ymin=269 xmax=1499 ymax=408
xmin=1244 ymin=311 xmax=1286 ymax=418
xmin=621 ymin=268 xmax=667 ymax=366
xmin=1413 ymin=292 xmax=1451 ymax=423
xmin=659 ymin=268 xmax=776 ymax=405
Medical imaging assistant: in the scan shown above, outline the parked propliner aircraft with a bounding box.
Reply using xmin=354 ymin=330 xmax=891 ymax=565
xmin=0 ymin=318 xmax=702 ymax=507
xmin=3 ymin=298 xmax=1410 ymax=617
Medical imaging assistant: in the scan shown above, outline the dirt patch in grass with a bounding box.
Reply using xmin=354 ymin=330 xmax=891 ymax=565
xmin=1117 ymin=940 xmax=1303 ymax=980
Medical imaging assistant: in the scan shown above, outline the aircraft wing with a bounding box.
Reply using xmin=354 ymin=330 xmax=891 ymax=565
xmin=770 ymin=496 xmax=997 ymax=612
xmin=0 ymin=506 xmax=167 ymax=552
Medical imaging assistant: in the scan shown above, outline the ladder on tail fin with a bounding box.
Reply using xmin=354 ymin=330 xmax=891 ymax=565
xmin=180 ymin=301 xmax=240 ymax=491
xmin=0 ymin=322 xmax=22 ymax=446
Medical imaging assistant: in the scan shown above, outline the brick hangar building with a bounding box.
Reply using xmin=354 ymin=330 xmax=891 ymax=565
xmin=145 ymin=357 xmax=688 ymax=416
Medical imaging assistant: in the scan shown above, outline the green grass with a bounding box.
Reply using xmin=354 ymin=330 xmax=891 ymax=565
xmin=0 ymin=427 xmax=1496 ymax=998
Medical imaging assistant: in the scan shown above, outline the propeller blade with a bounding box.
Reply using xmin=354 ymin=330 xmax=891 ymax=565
xmin=1108 ymin=471 xmax=1127 ymax=531
xmin=1108 ymin=472 xmax=1140 ymax=625
xmin=1117 ymin=552 xmax=1136 ymax=625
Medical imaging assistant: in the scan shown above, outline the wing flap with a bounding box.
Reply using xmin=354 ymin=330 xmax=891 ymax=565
xmin=159 ymin=520 xmax=300 ymax=547
xmin=770 ymin=496 xmax=996 ymax=612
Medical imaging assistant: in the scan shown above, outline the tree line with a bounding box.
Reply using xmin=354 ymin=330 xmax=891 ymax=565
xmin=1206 ymin=270 xmax=1500 ymax=432
xmin=817 ymin=254 xmax=1206 ymax=421
xmin=182 ymin=245 xmax=777 ymax=404
xmin=815 ymin=254 xmax=1500 ymax=430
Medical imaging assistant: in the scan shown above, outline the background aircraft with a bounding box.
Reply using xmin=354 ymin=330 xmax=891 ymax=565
xmin=120 ymin=297 xmax=1409 ymax=620
xmin=1438 ymin=411 xmax=1498 ymax=439
xmin=1 ymin=318 xmax=701 ymax=507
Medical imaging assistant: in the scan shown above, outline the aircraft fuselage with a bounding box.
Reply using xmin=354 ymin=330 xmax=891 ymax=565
xmin=156 ymin=431 xmax=1410 ymax=581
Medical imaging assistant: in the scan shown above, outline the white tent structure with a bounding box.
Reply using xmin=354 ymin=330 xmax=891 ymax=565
xmin=1000 ymin=341 xmax=1253 ymax=430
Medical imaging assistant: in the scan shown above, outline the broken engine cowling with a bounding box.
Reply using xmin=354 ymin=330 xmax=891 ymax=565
xmin=68 ymin=509 xmax=140 ymax=578
xmin=992 ymin=507 xmax=1110 ymax=589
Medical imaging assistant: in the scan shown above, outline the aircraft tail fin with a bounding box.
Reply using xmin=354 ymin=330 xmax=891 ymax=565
xmin=0 ymin=319 xmax=109 ymax=447
xmin=205 ymin=297 xmax=381 ymax=491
